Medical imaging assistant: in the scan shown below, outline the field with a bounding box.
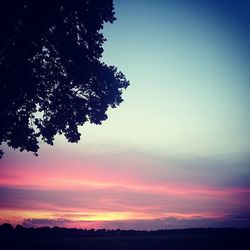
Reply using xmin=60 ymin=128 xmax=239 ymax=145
xmin=2 ymin=228 xmax=249 ymax=250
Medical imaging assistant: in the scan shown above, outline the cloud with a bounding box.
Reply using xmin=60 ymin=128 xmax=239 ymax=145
xmin=1 ymin=184 xmax=249 ymax=219
xmin=100 ymin=214 xmax=250 ymax=230
xmin=22 ymin=218 xmax=101 ymax=229
xmin=21 ymin=213 xmax=250 ymax=230
xmin=1 ymin=145 xmax=250 ymax=229
xmin=22 ymin=218 xmax=72 ymax=228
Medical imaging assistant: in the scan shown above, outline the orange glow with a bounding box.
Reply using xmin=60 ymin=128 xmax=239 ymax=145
xmin=0 ymin=208 xmax=226 ymax=228
xmin=78 ymin=212 xmax=136 ymax=221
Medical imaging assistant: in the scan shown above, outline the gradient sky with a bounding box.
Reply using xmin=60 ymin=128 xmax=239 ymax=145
xmin=0 ymin=0 xmax=250 ymax=230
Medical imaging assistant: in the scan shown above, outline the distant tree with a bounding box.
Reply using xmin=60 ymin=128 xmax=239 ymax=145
xmin=0 ymin=223 xmax=14 ymax=236
xmin=0 ymin=0 xmax=129 ymax=158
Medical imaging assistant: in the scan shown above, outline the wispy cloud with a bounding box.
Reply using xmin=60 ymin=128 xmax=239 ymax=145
xmin=1 ymin=141 xmax=250 ymax=229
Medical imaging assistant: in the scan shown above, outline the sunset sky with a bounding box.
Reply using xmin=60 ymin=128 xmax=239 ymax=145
xmin=0 ymin=0 xmax=250 ymax=230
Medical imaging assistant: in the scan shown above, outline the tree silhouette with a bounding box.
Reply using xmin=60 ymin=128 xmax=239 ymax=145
xmin=0 ymin=0 xmax=129 ymax=158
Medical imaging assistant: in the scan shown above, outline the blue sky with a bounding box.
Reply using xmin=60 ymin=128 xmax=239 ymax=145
xmin=99 ymin=0 xmax=250 ymax=157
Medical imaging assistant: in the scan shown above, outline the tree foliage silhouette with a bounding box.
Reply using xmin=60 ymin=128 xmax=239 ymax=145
xmin=0 ymin=0 xmax=129 ymax=158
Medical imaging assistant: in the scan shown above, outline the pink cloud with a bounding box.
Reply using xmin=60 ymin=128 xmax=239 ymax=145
xmin=1 ymin=147 xmax=249 ymax=229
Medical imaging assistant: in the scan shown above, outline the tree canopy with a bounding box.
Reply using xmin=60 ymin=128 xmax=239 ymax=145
xmin=0 ymin=0 xmax=129 ymax=158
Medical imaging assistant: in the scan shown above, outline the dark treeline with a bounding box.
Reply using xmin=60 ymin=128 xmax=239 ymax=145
xmin=1 ymin=223 xmax=250 ymax=250
xmin=1 ymin=223 xmax=249 ymax=238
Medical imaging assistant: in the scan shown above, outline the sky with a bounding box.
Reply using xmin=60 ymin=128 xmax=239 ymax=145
xmin=0 ymin=0 xmax=250 ymax=230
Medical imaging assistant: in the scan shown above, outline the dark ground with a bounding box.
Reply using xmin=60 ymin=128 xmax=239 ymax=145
xmin=1 ymin=225 xmax=249 ymax=250
xmin=2 ymin=234 xmax=249 ymax=250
